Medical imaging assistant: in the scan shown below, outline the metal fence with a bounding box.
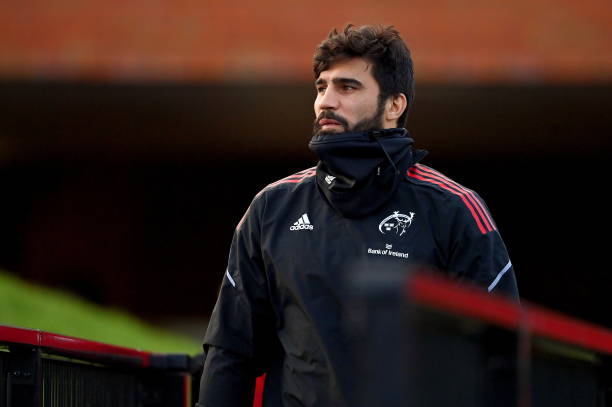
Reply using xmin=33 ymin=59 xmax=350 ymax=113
xmin=0 ymin=327 xmax=199 ymax=407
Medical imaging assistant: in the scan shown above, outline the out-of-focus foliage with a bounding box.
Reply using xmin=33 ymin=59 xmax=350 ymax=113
xmin=0 ymin=270 xmax=201 ymax=354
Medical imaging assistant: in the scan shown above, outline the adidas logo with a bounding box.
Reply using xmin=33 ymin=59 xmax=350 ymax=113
xmin=289 ymin=213 xmax=314 ymax=231
xmin=324 ymin=175 xmax=336 ymax=185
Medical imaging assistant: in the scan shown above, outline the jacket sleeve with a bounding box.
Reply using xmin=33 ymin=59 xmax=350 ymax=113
xmin=196 ymin=346 xmax=256 ymax=407
xmin=198 ymin=193 xmax=276 ymax=405
xmin=445 ymin=193 xmax=519 ymax=300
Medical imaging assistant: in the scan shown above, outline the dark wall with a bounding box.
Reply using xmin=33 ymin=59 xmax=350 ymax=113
xmin=0 ymin=81 xmax=610 ymax=326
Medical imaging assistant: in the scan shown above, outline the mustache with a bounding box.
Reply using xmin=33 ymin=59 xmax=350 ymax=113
xmin=313 ymin=111 xmax=349 ymax=129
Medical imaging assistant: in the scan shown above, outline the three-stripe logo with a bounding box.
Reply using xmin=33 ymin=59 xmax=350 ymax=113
xmin=290 ymin=213 xmax=314 ymax=231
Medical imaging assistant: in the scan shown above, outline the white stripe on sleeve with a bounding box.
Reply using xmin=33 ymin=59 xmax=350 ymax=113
xmin=488 ymin=260 xmax=512 ymax=292
xmin=225 ymin=269 xmax=236 ymax=287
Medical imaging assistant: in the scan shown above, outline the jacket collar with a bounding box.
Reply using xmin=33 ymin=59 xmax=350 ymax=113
xmin=308 ymin=128 xmax=426 ymax=218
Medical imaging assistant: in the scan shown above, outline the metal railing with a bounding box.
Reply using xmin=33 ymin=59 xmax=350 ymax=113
xmin=0 ymin=326 xmax=199 ymax=407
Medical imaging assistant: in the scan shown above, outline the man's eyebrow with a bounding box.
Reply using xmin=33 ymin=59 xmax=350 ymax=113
xmin=314 ymin=77 xmax=364 ymax=87
xmin=332 ymin=77 xmax=363 ymax=87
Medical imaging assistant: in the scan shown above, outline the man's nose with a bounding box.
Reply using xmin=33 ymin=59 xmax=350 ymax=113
xmin=318 ymin=89 xmax=339 ymax=110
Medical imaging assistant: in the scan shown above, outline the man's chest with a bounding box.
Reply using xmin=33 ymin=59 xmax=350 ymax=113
xmin=261 ymin=191 xmax=442 ymax=278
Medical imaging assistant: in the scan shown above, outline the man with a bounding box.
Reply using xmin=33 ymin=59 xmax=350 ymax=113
xmin=198 ymin=24 xmax=518 ymax=406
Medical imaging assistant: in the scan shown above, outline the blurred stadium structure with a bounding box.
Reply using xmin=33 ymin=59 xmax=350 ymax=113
xmin=2 ymin=0 xmax=611 ymax=82
xmin=0 ymin=0 xmax=611 ymax=337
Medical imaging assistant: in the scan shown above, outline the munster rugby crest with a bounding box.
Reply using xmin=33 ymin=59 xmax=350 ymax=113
xmin=378 ymin=211 xmax=415 ymax=237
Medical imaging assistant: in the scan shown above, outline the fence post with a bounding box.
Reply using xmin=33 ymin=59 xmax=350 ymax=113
xmin=6 ymin=345 xmax=41 ymax=407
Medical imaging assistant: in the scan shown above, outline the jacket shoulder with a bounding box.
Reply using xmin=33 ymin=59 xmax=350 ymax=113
xmin=406 ymin=163 xmax=497 ymax=235
xmin=241 ymin=166 xmax=316 ymax=213
xmin=406 ymin=164 xmax=472 ymax=196
xmin=235 ymin=167 xmax=316 ymax=230
xmin=257 ymin=166 xmax=317 ymax=197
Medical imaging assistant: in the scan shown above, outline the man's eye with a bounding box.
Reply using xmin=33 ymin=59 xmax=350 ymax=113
xmin=316 ymin=87 xmax=326 ymax=94
xmin=343 ymin=85 xmax=355 ymax=91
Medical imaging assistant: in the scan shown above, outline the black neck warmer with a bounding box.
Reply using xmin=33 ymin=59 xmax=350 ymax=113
xmin=308 ymin=128 xmax=426 ymax=218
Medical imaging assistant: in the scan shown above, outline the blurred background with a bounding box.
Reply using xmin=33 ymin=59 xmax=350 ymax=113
xmin=0 ymin=0 xmax=611 ymax=348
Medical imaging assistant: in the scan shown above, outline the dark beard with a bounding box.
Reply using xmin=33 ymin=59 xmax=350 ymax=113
xmin=312 ymin=101 xmax=386 ymax=137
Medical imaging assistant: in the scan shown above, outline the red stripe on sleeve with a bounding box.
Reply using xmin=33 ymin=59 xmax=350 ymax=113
xmin=407 ymin=168 xmax=488 ymax=234
xmin=265 ymin=169 xmax=316 ymax=190
xmin=415 ymin=164 xmax=497 ymax=230
xmin=411 ymin=165 xmax=495 ymax=233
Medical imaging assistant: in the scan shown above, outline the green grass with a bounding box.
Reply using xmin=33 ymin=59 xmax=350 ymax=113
xmin=0 ymin=270 xmax=201 ymax=355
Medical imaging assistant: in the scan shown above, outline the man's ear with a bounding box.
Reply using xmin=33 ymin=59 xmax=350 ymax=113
xmin=385 ymin=93 xmax=407 ymax=124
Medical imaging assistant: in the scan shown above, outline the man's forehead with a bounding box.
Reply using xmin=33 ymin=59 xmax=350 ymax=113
xmin=317 ymin=58 xmax=374 ymax=81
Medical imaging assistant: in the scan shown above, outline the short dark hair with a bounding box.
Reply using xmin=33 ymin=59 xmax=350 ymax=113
xmin=313 ymin=24 xmax=415 ymax=127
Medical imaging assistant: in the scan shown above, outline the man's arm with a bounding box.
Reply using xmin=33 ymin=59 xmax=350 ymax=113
xmin=198 ymin=193 xmax=275 ymax=404
xmin=446 ymin=193 xmax=519 ymax=299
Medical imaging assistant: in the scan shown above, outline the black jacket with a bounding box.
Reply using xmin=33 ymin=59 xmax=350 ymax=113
xmin=198 ymin=128 xmax=518 ymax=406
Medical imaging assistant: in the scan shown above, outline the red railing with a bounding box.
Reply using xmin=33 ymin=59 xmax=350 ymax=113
xmin=409 ymin=272 xmax=612 ymax=355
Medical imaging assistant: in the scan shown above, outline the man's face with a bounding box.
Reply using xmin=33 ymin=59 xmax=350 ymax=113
xmin=313 ymin=58 xmax=384 ymax=137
